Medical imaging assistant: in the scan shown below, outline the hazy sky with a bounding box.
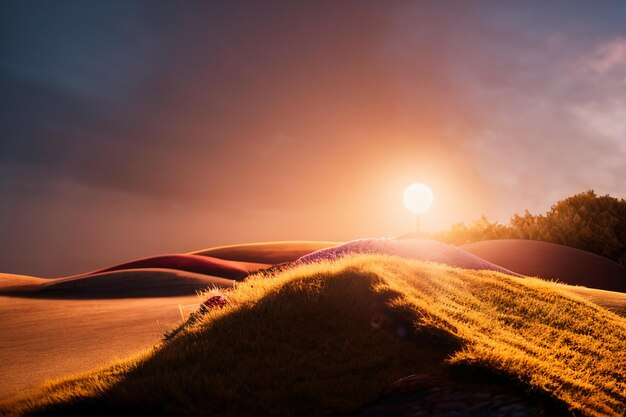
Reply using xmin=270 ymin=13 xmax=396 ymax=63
xmin=2 ymin=1 xmax=626 ymax=276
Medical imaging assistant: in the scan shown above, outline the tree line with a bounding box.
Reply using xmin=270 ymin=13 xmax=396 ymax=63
xmin=433 ymin=190 xmax=626 ymax=265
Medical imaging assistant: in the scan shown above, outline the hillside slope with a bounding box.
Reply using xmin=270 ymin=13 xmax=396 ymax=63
xmin=2 ymin=255 xmax=625 ymax=417
xmin=81 ymin=254 xmax=263 ymax=280
xmin=299 ymin=238 xmax=517 ymax=275
xmin=0 ymin=294 xmax=200 ymax=401
xmin=462 ymin=239 xmax=626 ymax=292
xmin=191 ymin=241 xmax=341 ymax=263
xmin=0 ymin=269 xmax=234 ymax=298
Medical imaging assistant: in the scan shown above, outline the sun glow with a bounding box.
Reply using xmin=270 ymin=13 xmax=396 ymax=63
xmin=403 ymin=183 xmax=434 ymax=214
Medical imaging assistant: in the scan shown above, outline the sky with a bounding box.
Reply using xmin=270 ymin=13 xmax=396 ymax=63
xmin=2 ymin=1 xmax=626 ymax=276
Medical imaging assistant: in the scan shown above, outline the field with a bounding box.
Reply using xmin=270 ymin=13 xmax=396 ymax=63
xmin=1 ymin=251 xmax=625 ymax=417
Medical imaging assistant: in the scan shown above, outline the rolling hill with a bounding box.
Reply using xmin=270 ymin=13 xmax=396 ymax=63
xmin=462 ymin=239 xmax=626 ymax=292
xmin=299 ymin=238 xmax=517 ymax=275
xmin=80 ymin=254 xmax=261 ymax=281
xmin=191 ymin=241 xmax=341 ymax=264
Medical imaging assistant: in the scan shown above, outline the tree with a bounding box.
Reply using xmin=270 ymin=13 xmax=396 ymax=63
xmin=434 ymin=190 xmax=626 ymax=265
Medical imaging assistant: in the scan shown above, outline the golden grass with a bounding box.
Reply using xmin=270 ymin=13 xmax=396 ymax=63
xmin=378 ymin=262 xmax=626 ymax=416
xmin=567 ymin=286 xmax=626 ymax=317
xmin=2 ymin=255 xmax=625 ymax=416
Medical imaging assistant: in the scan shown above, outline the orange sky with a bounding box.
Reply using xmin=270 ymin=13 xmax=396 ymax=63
xmin=2 ymin=2 xmax=626 ymax=276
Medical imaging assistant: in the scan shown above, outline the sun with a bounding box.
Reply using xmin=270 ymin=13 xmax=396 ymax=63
xmin=403 ymin=183 xmax=434 ymax=214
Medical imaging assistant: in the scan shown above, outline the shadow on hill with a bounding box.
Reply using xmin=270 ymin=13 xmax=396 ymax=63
xmin=463 ymin=239 xmax=626 ymax=293
xmin=0 ymin=269 xmax=234 ymax=299
xmin=20 ymin=269 xmax=457 ymax=417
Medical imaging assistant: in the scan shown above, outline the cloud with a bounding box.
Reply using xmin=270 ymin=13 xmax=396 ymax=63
xmin=3 ymin=1 xmax=626 ymax=275
xmin=588 ymin=37 xmax=626 ymax=77
xmin=386 ymin=1 xmax=626 ymax=218
xmin=571 ymin=99 xmax=626 ymax=152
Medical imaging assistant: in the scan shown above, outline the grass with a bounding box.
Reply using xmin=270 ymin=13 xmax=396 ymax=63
xmin=566 ymin=286 xmax=626 ymax=317
xmin=2 ymin=255 xmax=625 ymax=417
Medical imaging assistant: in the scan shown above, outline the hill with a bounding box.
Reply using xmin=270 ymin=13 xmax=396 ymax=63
xmin=81 ymin=254 xmax=262 ymax=281
xmin=462 ymin=239 xmax=626 ymax=292
xmin=191 ymin=241 xmax=341 ymax=264
xmin=298 ymin=238 xmax=517 ymax=275
xmin=0 ymin=273 xmax=48 ymax=292
xmin=3 ymin=255 xmax=624 ymax=417
xmin=0 ymin=268 xmax=234 ymax=299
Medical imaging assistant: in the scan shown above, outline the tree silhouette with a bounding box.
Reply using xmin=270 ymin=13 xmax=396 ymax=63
xmin=434 ymin=190 xmax=626 ymax=265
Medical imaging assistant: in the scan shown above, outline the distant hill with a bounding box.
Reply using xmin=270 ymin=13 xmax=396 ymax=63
xmin=298 ymin=238 xmax=516 ymax=275
xmin=0 ymin=268 xmax=234 ymax=299
xmin=463 ymin=239 xmax=626 ymax=293
xmin=191 ymin=241 xmax=341 ymax=264
xmin=82 ymin=254 xmax=259 ymax=281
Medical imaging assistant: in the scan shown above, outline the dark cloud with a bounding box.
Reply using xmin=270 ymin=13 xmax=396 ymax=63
xmin=1 ymin=1 xmax=405 ymax=203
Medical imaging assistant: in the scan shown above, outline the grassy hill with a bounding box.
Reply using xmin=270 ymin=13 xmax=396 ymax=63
xmin=2 ymin=255 xmax=625 ymax=417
